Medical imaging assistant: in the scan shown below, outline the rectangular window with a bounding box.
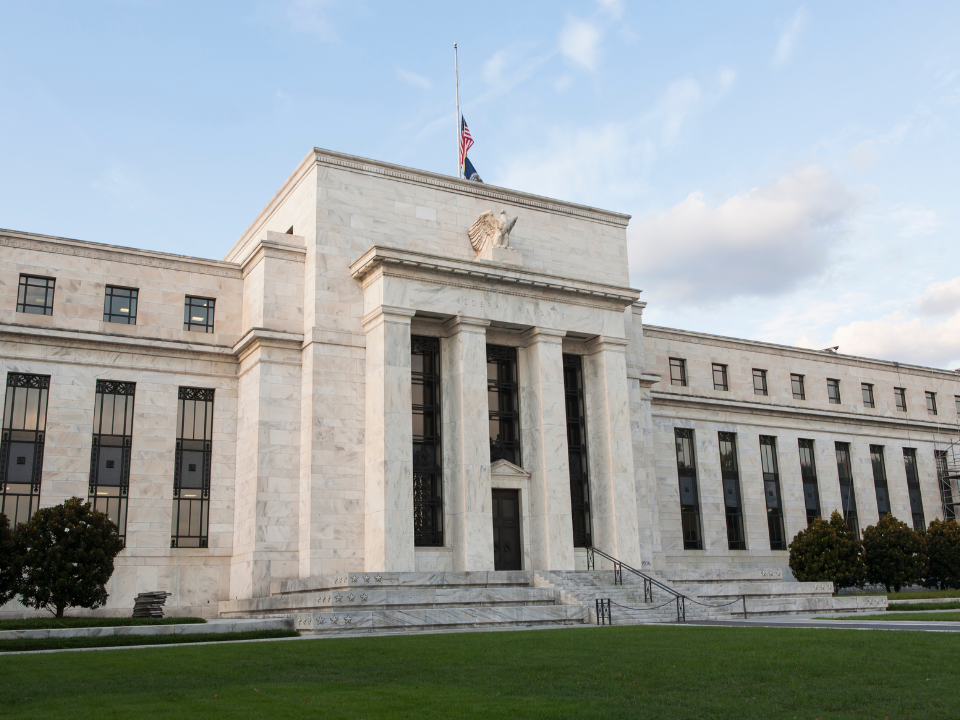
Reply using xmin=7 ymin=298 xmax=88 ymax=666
xmin=753 ymin=369 xmax=768 ymax=396
xmin=712 ymin=364 xmax=728 ymax=391
xmin=103 ymin=286 xmax=138 ymax=324
xmin=563 ymin=354 xmax=591 ymax=548
xmin=760 ymin=436 xmax=786 ymax=550
xmin=903 ymin=449 xmax=925 ymax=531
xmin=895 ymin=387 xmax=907 ymax=412
xmin=0 ymin=373 xmax=50 ymax=526
xmin=487 ymin=345 xmax=521 ymax=466
xmin=955 ymin=395 xmax=960 ymax=415
xmin=412 ymin=337 xmax=443 ymax=547
xmin=718 ymin=432 xmax=745 ymax=550
xmin=16 ymin=275 xmax=55 ymax=315
xmin=670 ymin=358 xmax=687 ymax=387
xmin=791 ymin=374 xmax=806 ymax=400
xmin=862 ymin=383 xmax=875 ymax=408
xmin=172 ymin=387 xmax=214 ymax=548
xmin=936 ymin=450 xmax=957 ymax=522
xmin=88 ymin=381 xmax=136 ymax=543
xmin=674 ymin=429 xmax=702 ymax=550
xmin=183 ymin=296 xmax=215 ymax=333
xmin=870 ymin=445 xmax=890 ymax=518
xmin=835 ymin=442 xmax=860 ymax=537
xmin=926 ymin=391 xmax=938 ymax=416
xmin=798 ymin=439 xmax=821 ymax=525
xmin=827 ymin=379 xmax=841 ymax=404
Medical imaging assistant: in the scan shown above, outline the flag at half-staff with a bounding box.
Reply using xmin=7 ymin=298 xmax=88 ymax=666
xmin=459 ymin=116 xmax=483 ymax=182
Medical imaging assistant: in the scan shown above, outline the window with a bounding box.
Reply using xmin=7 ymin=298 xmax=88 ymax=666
xmin=674 ymin=429 xmax=702 ymax=550
xmin=862 ymin=383 xmax=875 ymax=408
xmin=798 ymin=439 xmax=822 ymax=525
xmin=760 ymin=436 xmax=786 ymax=550
xmin=903 ymin=449 xmax=925 ymax=531
xmin=712 ymin=364 xmax=728 ymax=391
xmin=172 ymin=387 xmax=214 ymax=548
xmin=753 ymin=369 xmax=768 ymax=396
xmin=835 ymin=442 xmax=859 ymax=538
xmin=103 ymin=286 xmax=138 ymax=324
xmin=563 ymin=354 xmax=591 ymax=548
xmin=183 ymin=296 xmax=215 ymax=333
xmin=926 ymin=391 xmax=938 ymax=416
xmin=827 ymin=379 xmax=841 ymax=404
xmin=16 ymin=275 xmax=55 ymax=315
xmin=718 ymin=432 xmax=745 ymax=550
xmin=487 ymin=345 xmax=521 ymax=466
xmin=670 ymin=358 xmax=687 ymax=387
xmin=0 ymin=373 xmax=50 ymax=525
xmin=89 ymin=381 xmax=136 ymax=543
xmin=936 ymin=450 xmax=957 ymax=522
xmin=956 ymin=395 xmax=960 ymax=415
xmin=791 ymin=374 xmax=806 ymax=400
xmin=412 ymin=337 xmax=443 ymax=547
xmin=870 ymin=445 xmax=890 ymax=518
xmin=895 ymin=387 xmax=907 ymax=412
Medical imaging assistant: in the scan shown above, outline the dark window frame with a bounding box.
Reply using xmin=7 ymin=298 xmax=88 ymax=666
xmin=895 ymin=387 xmax=907 ymax=412
xmin=936 ymin=450 xmax=957 ymax=522
xmin=926 ymin=391 xmax=938 ymax=416
xmin=752 ymin=369 xmax=768 ymax=396
xmin=412 ymin=336 xmax=443 ymax=547
xmin=903 ymin=448 xmax=925 ymax=531
xmin=827 ymin=378 xmax=841 ymax=405
xmin=563 ymin=354 xmax=592 ymax=548
xmin=88 ymin=380 xmax=136 ymax=544
xmin=870 ymin=445 xmax=890 ymax=518
xmin=0 ymin=373 xmax=50 ymax=526
xmin=103 ymin=285 xmax=139 ymax=325
xmin=487 ymin=345 xmax=521 ymax=466
xmin=171 ymin=387 xmax=214 ymax=548
xmin=718 ymin=432 xmax=746 ymax=550
xmin=670 ymin=358 xmax=687 ymax=387
xmin=760 ymin=435 xmax=786 ymax=550
xmin=16 ymin=275 xmax=56 ymax=316
xmin=836 ymin=441 xmax=860 ymax=537
xmin=674 ymin=429 xmax=703 ymax=550
xmin=862 ymin=383 xmax=875 ymax=408
xmin=183 ymin=296 xmax=216 ymax=333
xmin=798 ymin=439 xmax=821 ymax=525
xmin=712 ymin=363 xmax=728 ymax=391
xmin=791 ymin=374 xmax=806 ymax=400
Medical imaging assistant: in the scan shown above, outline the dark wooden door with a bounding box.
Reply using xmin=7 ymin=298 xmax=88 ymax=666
xmin=492 ymin=489 xmax=521 ymax=570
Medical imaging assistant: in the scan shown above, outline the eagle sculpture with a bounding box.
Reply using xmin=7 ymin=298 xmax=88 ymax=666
xmin=468 ymin=210 xmax=518 ymax=254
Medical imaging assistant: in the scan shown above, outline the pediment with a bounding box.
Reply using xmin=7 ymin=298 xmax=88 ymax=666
xmin=490 ymin=459 xmax=531 ymax=479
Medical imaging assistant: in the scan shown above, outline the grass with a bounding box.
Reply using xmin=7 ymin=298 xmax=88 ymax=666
xmin=0 ymin=617 xmax=206 ymax=631
xmin=827 ymin=611 xmax=960 ymax=622
xmin=885 ymin=589 xmax=960 ymax=600
xmin=888 ymin=601 xmax=960 ymax=611
xmin=2 ymin=625 xmax=959 ymax=719
xmin=0 ymin=629 xmax=297 ymax=654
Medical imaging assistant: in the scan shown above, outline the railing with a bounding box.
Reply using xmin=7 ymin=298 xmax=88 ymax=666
xmin=595 ymin=598 xmax=612 ymax=625
xmin=586 ymin=547 xmax=748 ymax=623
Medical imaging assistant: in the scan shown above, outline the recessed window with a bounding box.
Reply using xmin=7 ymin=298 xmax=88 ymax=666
xmin=183 ymin=297 xmax=215 ymax=333
xmin=753 ymin=369 xmax=768 ymax=396
xmin=412 ymin=336 xmax=443 ymax=547
xmin=89 ymin=380 xmax=136 ymax=544
xmin=870 ymin=445 xmax=890 ymax=518
xmin=1 ymin=373 xmax=51 ymax=526
xmin=827 ymin=379 xmax=841 ymax=404
xmin=895 ymin=387 xmax=907 ymax=412
xmin=791 ymin=374 xmax=805 ymax=400
xmin=955 ymin=395 xmax=960 ymax=415
xmin=903 ymin=448 xmax=924 ymax=531
xmin=564 ymin=354 xmax=592 ymax=548
xmin=712 ymin=364 xmax=728 ymax=391
xmin=798 ymin=439 xmax=821 ymax=525
xmin=16 ymin=275 xmax=55 ymax=315
xmin=674 ymin=428 xmax=702 ymax=550
xmin=718 ymin=432 xmax=745 ymax=550
xmin=670 ymin=358 xmax=687 ymax=387
xmin=836 ymin=442 xmax=859 ymax=538
xmin=862 ymin=383 xmax=875 ymax=408
xmin=103 ymin=286 xmax=138 ymax=324
xmin=760 ymin=436 xmax=786 ymax=550
xmin=488 ymin=345 xmax=521 ymax=466
xmin=172 ymin=387 xmax=215 ymax=548
xmin=926 ymin=391 xmax=938 ymax=416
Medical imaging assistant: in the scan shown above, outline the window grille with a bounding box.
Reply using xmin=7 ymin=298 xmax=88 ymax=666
xmin=870 ymin=445 xmax=890 ymax=518
xmin=760 ymin=436 xmax=786 ymax=550
xmin=902 ymin=449 xmax=925 ymax=531
xmin=835 ymin=442 xmax=859 ymax=537
xmin=936 ymin=450 xmax=956 ymax=522
xmin=798 ymin=439 xmax=821 ymax=525
xmin=712 ymin=364 xmax=728 ymax=391
xmin=412 ymin=336 xmax=443 ymax=547
xmin=895 ymin=387 xmax=907 ymax=412
xmin=926 ymin=392 xmax=938 ymax=416
xmin=171 ymin=387 xmax=214 ymax=547
xmin=183 ymin=297 xmax=215 ymax=333
xmin=670 ymin=358 xmax=687 ymax=387
xmin=16 ymin=275 xmax=55 ymax=315
xmin=753 ymin=369 xmax=768 ymax=396
xmin=0 ymin=373 xmax=50 ymax=525
xmin=88 ymin=380 xmax=136 ymax=543
xmin=791 ymin=374 xmax=805 ymax=400
xmin=674 ymin=428 xmax=702 ymax=550
xmin=487 ymin=345 xmax=521 ymax=466
xmin=718 ymin=432 xmax=745 ymax=550
xmin=563 ymin=354 xmax=591 ymax=548
xmin=827 ymin=379 xmax=841 ymax=404
xmin=862 ymin=383 xmax=875 ymax=408
xmin=103 ymin=286 xmax=138 ymax=324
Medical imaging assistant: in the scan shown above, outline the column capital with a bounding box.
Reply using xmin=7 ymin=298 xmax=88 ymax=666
xmin=361 ymin=305 xmax=416 ymax=330
xmin=585 ymin=335 xmax=629 ymax=354
xmin=520 ymin=327 xmax=566 ymax=346
xmin=443 ymin=315 xmax=491 ymax=334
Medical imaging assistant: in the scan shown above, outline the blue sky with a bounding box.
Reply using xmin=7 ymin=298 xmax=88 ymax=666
xmin=2 ymin=1 xmax=960 ymax=368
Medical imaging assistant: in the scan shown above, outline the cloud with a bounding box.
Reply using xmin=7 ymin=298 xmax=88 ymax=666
xmin=917 ymin=277 xmax=960 ymax=316
xmin=629 ymin=166 xmax=860 ymax=304
xmin=287 ymin=0 xmax=338 ymax=42
xmin=559 ymin=15 xmax=603 ymax=71
xmin=772 ymin=7 xmax=806 ymax=69
xmin=847 ymin=139 xmax=875 ymax=170
xmin=597 ymin=0 xmax=624 ymax=19
xmin=887 ymin=204 xmax=939 ymax=239
xmin=397 ymin=68 xmax=431 ymax=91
xmin=831 ymin=310 xmax=960 ymax=369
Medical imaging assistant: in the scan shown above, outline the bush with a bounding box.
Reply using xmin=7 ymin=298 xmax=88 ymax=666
xmin=861 ymin=514 xmax=925 ymax=592
xmin=789 ymin=511 xmax=865 ymax=593
xmin=13 ymin=497 xmax=124 ymax=618
xmin=923 ymin=519 xmax=960 ymax=590
xmin=0 ymin=513 xmax=16 ymax=605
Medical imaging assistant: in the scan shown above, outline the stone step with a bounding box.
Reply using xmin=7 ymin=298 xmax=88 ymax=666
xmin=271 ymin=570 xmax=533 ymax=596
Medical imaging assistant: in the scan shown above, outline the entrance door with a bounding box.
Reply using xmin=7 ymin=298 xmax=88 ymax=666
xmin=492 ymin=489 xmax=521 ymax=570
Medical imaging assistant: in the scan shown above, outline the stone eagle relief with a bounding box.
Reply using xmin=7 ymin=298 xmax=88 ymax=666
xmin=468 ymin=210 xmax=518 ymax=254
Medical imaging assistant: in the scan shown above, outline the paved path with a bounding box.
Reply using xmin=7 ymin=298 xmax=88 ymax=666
xmin=687 ymin=617 xmax=960 ymax=633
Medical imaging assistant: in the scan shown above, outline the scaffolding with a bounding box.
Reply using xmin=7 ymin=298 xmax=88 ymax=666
xmin=934 ymin=424 xmax=960 ymax=522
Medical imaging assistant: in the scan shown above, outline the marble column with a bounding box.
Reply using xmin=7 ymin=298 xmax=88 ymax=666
xmin=519 ymin=327 xmax=575 ymax=570
xmin=361 ymin=305 xmax=416 ymax=572
xmin=583 ymin=336 xmax=642 ymax=568
xmin=442 ymin=316 xmax=495 ymax=571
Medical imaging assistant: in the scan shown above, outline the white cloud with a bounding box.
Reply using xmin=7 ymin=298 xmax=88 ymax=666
xmin=847 ymin=139 xmax=876 ymax=170
xmin=772 ymin=7 xmax=806 ymax=69
xmin=887 ymin=204 xmax=939 ymax=239
xmin=597 ymin=0 xmax=624 ymax=20
xmin=831 ymin=309 xmax=960 ymax=369
xmin=629 ymin=166 xmax=860 ymax=304
xmin=917 ymin=277 xmax=960 ymax=316
xmin=287 ymin=0 xmax=337 ymax=42
xmin=397 ymin=68 xmax=431 ymax=91
xmin=559 ymin=15 xmax=603 ymax=71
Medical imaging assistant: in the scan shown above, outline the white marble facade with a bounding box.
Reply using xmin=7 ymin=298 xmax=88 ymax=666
xmin=1 ymin=147 xmax=958 ymax=616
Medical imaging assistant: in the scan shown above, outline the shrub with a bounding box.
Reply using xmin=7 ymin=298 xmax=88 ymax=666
xmin=923 ymin=519 xmax=960 ymax=590
xmin=13 ymin=497 xmax=124 ymax=617
xmin=861 ymin=514 xmax=925 ymax=592
xmin=0 ymin=513 xmax=16 ymax=605
xmin=789 ymin=511 xmax=865 ymax=593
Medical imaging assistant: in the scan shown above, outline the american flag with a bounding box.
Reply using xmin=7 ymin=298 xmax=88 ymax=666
xmin=459 ymin=115 xmax=474 ymax=175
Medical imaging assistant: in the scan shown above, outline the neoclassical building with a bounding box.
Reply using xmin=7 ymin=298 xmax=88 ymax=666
xmin=1 ymin=148 xmax=958 ymax=616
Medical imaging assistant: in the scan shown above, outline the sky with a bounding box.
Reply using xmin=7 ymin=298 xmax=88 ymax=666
xmin=2 ymin=1 xmax=960 ymax=369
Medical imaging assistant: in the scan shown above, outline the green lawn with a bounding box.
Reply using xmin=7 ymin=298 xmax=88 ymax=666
xmin=828 ymin=611 xmax=960 ymax=622
xmin=2 ymin=625 xmax=959 ymax=719
xmin=885 ymin=589 xmax=960 ymax=600
xmin=0 ymin=629 xmax=297 ymax=653
xmin=887 ymin=601 xmax=960 ymax=612
xmin=0 ymin=617 xmax=206 ymax=631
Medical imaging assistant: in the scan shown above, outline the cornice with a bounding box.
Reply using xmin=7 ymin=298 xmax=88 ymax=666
xmin=232 ymin=328 xmax=305 ymax=360
xmin=239 ymin=239 xmax=307 ymax=277
xmin=1 ymin=229 xmax=242 ymax=279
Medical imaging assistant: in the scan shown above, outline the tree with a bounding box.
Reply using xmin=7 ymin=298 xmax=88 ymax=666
xmin=0 ymin=513 xmax=17 ymax=605
xmin=14 ymin=497 xmax=124 ymax=617
xmin=923 ymin=519 xmax=960 ymax=590
xmin=861 ymin=514 xmax=925 ymax=593
xmin=788 ymin=511 xmax=865 ymax=593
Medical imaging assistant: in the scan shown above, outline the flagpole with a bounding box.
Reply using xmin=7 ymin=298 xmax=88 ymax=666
xmin=454 ymin=42 xmax=461 ymax=179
